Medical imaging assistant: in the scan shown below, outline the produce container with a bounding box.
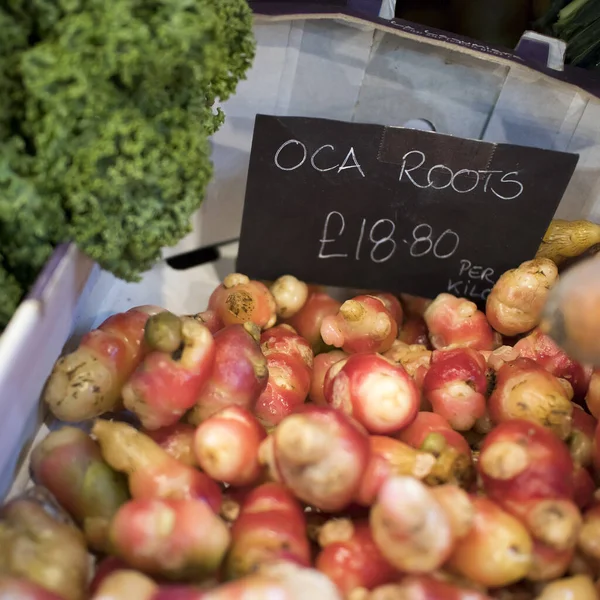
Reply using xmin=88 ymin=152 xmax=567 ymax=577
xmin=4 ymin=242 xmax=236 ymax=499
xmin=4 ymin=0 xmax=600 ymax=579
xmin=0 ymin=244 xmax=95 ymax=498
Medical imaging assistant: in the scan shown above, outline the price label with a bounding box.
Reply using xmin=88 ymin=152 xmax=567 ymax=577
xmin=237 ymin=115 xmax=579 ymax=302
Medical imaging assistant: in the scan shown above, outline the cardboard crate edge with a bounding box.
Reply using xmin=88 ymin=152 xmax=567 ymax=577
xmin=250 ymin=6 xmax=600 ymax=102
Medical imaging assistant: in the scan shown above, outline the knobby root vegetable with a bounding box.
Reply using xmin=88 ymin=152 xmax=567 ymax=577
xmin=355 ymin=436 xmax=436 ymax=506
xmin=258 ymin=406 xmax=370 ymax=512
xmin=91 ymin=419 xmax=222 ymax=512
xmin=122 ymin=316 xmax=216 ymax=430
xmin=593 ymin=419 xmax=600 ymax=477
xmin=189 ymin=310 xmax=223 ymax=335
xmin=485 ymin=345 xmax=521 ymax=372
xmin=536 ymin=219 xmax=600 ymax=267
xmin=528 ymin=542 xmax=573 ymax=581
xmin=0 ymin=577 xmax=65 ymax=600
xmin=315 ymin=519 xmax=397 ymax=596
xmin=144 ymin=423 xmax=198 ymax=467
xmin=448 ymin=496 xmax=534 ymax=588
xmin=478 ymin=420 xmax=575 ymax=512
xmin=208 ymin=274 xmax=277 ymax=330
xmin=193 ymin=406 xmax=266 ymax=487
xmin=90 ymin=571 xmax=157 ymax=600
xmin=578 ymin=504 xmax=600 ymax=562
xmin=260 ymin=324 xmax=313 ymax=370
xmin=425 ymin=442 xmax=476 ymax=488
xmin=225 ymin=483 xmax=311 ymax=579
xmin=479 ymin=420 xmax=582 ymax=552
xmin=144 ymin=311 xmax=184 ymax=353
xmin=423 ymin=348 xmax=487 ymax=431
xmin=585 ymin=369 xmax=600 ymax=418
xmin=573 ymin=466 xmax=595 ymax=511
xmin=270 ymin=275 xmax=309 ymax=319
xmin=521 ymin=499 xmax=582 ymax=552
xmin=569 ymin=405 xmax=596 ymax=468
xmin=424 ymin=293 xmax=494 ymax=351
xmin=320 ymin=295 xmax=398 ymax=354
xmin=30 ymin=426 xmax=129 ymax=551
xmin=396 ymin=412 xmax=474 ymax=486
xmin=535 ymin=575 xmax=598 ymax=600
xmin=109 ymin=498 xmax=230 ymax=581
xmin=372 ymin=292 xmax=404 ymax=326
xmin=309 ymin=351 xmax=348 ymax=406
xmin=383 ymin=341 xmax=432 ymax=392
xmin=284 ymin=291 xmax=342 ymax=353
xmin=153 ymin=563 xmax=343 ymax=600
xmin=514 ymin=328 xmax=591 ymax=399
xmin=323 ymin=353 xmax=420 ymax=435
xmin=566 ymin=548 xmax=599 ymax=579
xmin=89 ymin=557 xmax=131 ymax=595
xmin=433 ymin=484 xmax=477 ymax=538
xmin=43 ymin=306 xmax=161 ymax=422
xmin=370 ymin=476 xmax=472 ymax=573
xmin=369 ymin=576 xmax=492 ymax=600
xmin=219 ymin=487 xmax=253 ymax=523
xmin=398 ymin=316 xmax=431 ymax=347
xmin=488 ymin=358 xmax=574 ymax=439
xmin=485 ymin=258 xmax=558 ymax=337
xmin=0 ymin=497 xmax=89 ymax=600
xmin=254 ymin=325 xmax=313 ymax=426
xmin=188 ymin=323 xmax=268 ymax=424
xmin=396 ymin=411 xmax=471 ymax=456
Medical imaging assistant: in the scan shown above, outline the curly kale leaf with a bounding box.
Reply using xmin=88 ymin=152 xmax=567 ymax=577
xmin=555 ymin=0 xmax=600 ymax=68
xmin=0 ymin=263 xmax=23 ymax=331
xmin=537 ymin=0 xmax=600 ymax=68
xmin=0 ymin=7 xmax=30 ymax=141
xmin=0 ymin=142 xmax=65 ymax=330
xmin=20 ymin=0 xmax=255 ymax=132
xmin=59 ymin=107 xmax=213 ymax=281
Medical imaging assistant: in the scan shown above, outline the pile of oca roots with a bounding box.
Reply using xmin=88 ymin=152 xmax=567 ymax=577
xmin=6 ymin=258 xmax=600 ymax=600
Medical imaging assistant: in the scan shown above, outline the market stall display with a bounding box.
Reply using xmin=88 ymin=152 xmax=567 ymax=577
xmin=2 ymin=2 xmax=600 ymax=599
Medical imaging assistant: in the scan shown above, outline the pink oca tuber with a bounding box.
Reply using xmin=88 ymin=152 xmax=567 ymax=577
xmin=188 ymin=323 xmax=268 ymax=425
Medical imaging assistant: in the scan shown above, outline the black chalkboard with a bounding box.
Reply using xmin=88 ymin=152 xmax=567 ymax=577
xmin=236 ymin=115 xmax=579 ymax=302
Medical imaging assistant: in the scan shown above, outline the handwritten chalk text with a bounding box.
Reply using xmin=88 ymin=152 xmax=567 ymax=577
xmin=447 ymin=259 xmax=495 ymax=300
xmin=318 ymin=212 xmax=460 ymax=264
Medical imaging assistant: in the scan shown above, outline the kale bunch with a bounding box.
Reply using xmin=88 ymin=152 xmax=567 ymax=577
xmin=537 ymin=0 xmax=600 ymax=69
xmin=0 ymin=0 xmax=255 ymax=330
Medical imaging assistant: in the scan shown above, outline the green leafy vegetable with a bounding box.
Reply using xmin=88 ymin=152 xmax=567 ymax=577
xmin=537 ymin=0 xmax=600 ymax=69
xmin=555 ymin=0 xmax=600 ymax=68
xmin=0 ymin=0 xmax=255 ymax=330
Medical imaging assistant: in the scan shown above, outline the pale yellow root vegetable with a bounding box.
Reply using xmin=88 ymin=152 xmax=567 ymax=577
xmin=91 ymin=571 xmax=157 ymax=600
xmin=270 ymin=275 xmax=310 ymax=319
xmin=369 ymin=476 xmax=456 ymax=573
xmin=534 ymin=574 xmax=597 ymax=600
xmin=536 ymin=220 xmax=600 ymax=267
xmin=486 ymin=258 xmax=558 ymax=337
xmin=448 ymin=497 xmax=533 ymax=588
xmin=43 ymin=306 xmax=163 ymax=422
xmin=0 ymin=497 xmax=89 ymax=600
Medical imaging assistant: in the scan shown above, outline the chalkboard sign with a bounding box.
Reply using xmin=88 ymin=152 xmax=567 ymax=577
xmin=237 ymin=115 xmax=579 ymax=301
